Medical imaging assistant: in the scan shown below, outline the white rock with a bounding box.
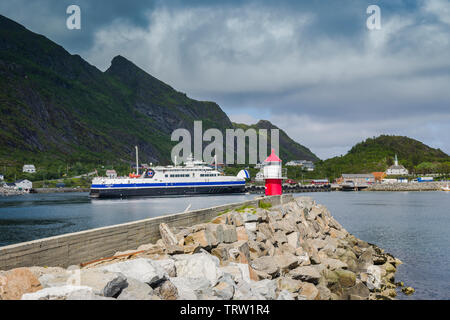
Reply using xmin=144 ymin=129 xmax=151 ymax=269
xmin=22 ymin=286 xmax=94 ymax=300
xmin=99 ymin=258 xmax=167 ymax=285
xmin=172 ymin=253 xmax=223 ymax=286
xmin=153 ymin=259 xmax=176 ymax=277
xmin=244 ymin=222 xmax=257 ymax=233
xmin=366 ymin=265 xmax=382 ymax=290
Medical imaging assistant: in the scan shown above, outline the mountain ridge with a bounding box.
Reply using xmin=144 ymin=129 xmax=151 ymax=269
xmin=0 ymin=14 xmax=317 ymax=173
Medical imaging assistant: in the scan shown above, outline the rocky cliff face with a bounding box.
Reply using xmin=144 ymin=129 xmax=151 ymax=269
xmin=3 ymin=196 xmax=410 ymax=300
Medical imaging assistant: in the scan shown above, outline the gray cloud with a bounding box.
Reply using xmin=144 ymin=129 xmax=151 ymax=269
xmin=1 ymin=0 xmax=449 ymax=159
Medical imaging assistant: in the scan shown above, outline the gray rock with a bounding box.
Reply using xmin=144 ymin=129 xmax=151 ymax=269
xmin=344 ymin=282 xmax=370 ymax=300
xmin=250 ymin=279 xmax=277 ymax=300
xmin=289 ymin=266 xmax=321 ymax=284
xmin=251 ymin=256 xmax=280 ymax=278
xmin=277 ymin=290 xmax=295 ymax=300
xmin=117 ymin=278 xmax=154 ymax=300
xmin=169 ymin=276 xmax=211 ymax=300
xmin=321 ymin=258 xmax=348 ymax=271
xmin=100 ymin=258 xmax=167 ymax=286
xmin=233 ymin=281 xmax=265 ymax=300
xmin=243 ymin=212 xmax=259 ymax=223
xmin=275 ymin=253 xmax=299 ymax=273
xmin=287 ymin=232 xmax=301 ymax=249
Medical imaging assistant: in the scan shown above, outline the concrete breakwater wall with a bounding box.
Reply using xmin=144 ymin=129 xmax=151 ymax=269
xmin=0 ymin=195 xmax=290 ymax=271
xmin=366 ymin=181 xmax=448 ymax=191
xmin=32 ymin=188 xmax=90 ymax=193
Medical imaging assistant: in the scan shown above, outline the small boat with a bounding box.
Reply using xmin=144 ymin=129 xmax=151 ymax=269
xmin=442 ymin=184 xmax=450 ymax=191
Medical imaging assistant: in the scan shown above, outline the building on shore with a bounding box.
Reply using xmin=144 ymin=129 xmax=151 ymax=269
xmin=338 ymin=174 xmax=375 ymax=185
xmin=372 ymin=172 xmax=387 ymax=182
xmin=386 ymin=154 xmax=409 ymax=176
xmin=23 ymin=164 xmax=36 ymax=173
xmin=0 ymin=174 xmax=4 ymax=181
xmin=15 ymin=179 xmax=32 ymax=191
xmin=285 ymin=160 xmax=315 ymax=171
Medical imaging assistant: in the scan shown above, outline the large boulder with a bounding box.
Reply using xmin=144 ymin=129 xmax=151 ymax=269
xmin=172 ymin=253 xmax=223 ymax=286
xmin=299 ymin=282 xmax=320 ymax=300
xmin=212 ymin=281 xmax=235 ymax=300
xmin=21 ymin=285 xmax=95 ymax=300
xmin=250 ymin=256 xmax=280 ymax=279
xmin=250 ymin=279 xmax=277 ymax=300
xmin=289 ymin=266 xmax=321 ymax=285
xmin=100 ymin=258 xmax=167 ymax=286
xmin=208 ymin=224 xmax=238 ymax=244
xmin=0 ymin=268 xmax=43 ymax=300
xmin=169 ymin=276 xmax=211 ymax=300
xmin=276 ymin=277 xmax=303 ymax=293
xmin=117 ymin=278 xmax=154 ymax=300
xmin=184 ymin=229 xmax=218 ymax=249
xmin=153 ymin=259 xmax=176 ymax=277
xmin=335 ymin=269 xmax=356 ymax=288
xmin=79 ymin=269 xmax=127 ymax=297
xmin=159 ymin=223 xmax=179 ymax=247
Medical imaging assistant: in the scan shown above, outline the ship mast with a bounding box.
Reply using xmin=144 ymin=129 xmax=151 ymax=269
xmin=135 ymin=146 xmax=139 ymax=175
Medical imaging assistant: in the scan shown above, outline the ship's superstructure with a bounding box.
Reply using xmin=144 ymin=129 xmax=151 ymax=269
xmin=89 ymin=155 xmax=246 ymax=198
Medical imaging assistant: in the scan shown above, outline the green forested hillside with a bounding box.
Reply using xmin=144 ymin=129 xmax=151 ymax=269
xmin=313 ymin=135 xmax=450 ymax=179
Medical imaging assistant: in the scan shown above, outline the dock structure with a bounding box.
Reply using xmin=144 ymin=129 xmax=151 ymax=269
xmin=245 ymin=183 xmax=333 ymax=194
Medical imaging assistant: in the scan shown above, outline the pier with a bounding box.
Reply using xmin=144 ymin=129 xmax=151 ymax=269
xmin=245 ymin=183 xmax=334 ymax=194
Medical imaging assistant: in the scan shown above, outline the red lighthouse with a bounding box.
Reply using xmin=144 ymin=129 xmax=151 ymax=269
xmin=263 ymin=149 xmax=284 ymax=196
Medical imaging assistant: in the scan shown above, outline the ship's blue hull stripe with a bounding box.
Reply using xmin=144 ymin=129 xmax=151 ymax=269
xmin=91 ymin=181 xmax=245 ymax=189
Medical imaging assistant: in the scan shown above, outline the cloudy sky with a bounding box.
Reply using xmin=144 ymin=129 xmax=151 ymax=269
xmin=1 ymin=0 xmax=449 ymax=159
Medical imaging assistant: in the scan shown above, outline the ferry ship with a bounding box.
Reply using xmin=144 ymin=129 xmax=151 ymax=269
xmin=89 ymin=155 xmax=247 ymax=199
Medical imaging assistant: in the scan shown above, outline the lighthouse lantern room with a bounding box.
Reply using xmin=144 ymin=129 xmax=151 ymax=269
xmin=262 ymin=149 xmax=286 ymax=196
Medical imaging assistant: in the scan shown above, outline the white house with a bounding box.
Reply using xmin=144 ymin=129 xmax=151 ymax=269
xmin=15 ymin=179 xmax=32 ymax=191
xmin=23 ymin=164 xmax=36 ymax=173
xmin=386 ymin=155 xmax=409 ymax=176
xmin=0 ymin=174 xmax=4 ymax=181
xmin=285 ymin=160 xmax=315 ymax=171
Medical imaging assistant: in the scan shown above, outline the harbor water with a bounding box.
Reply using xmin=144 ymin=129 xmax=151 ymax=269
xmin=0 ymin=191 xmax=449 ymax=300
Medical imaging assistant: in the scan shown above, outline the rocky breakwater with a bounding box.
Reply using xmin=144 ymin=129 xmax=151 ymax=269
xmin=0 ymin=196 xmax=409 ymax=300
xmin=366 ymin=181 xmax=447 ymax=191
xmin=0 ymin=187 xmax=27 ymax=196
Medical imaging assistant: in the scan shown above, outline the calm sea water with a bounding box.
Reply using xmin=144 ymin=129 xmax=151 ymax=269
xmin=0 ymin=191 xmax=448 ymax=299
